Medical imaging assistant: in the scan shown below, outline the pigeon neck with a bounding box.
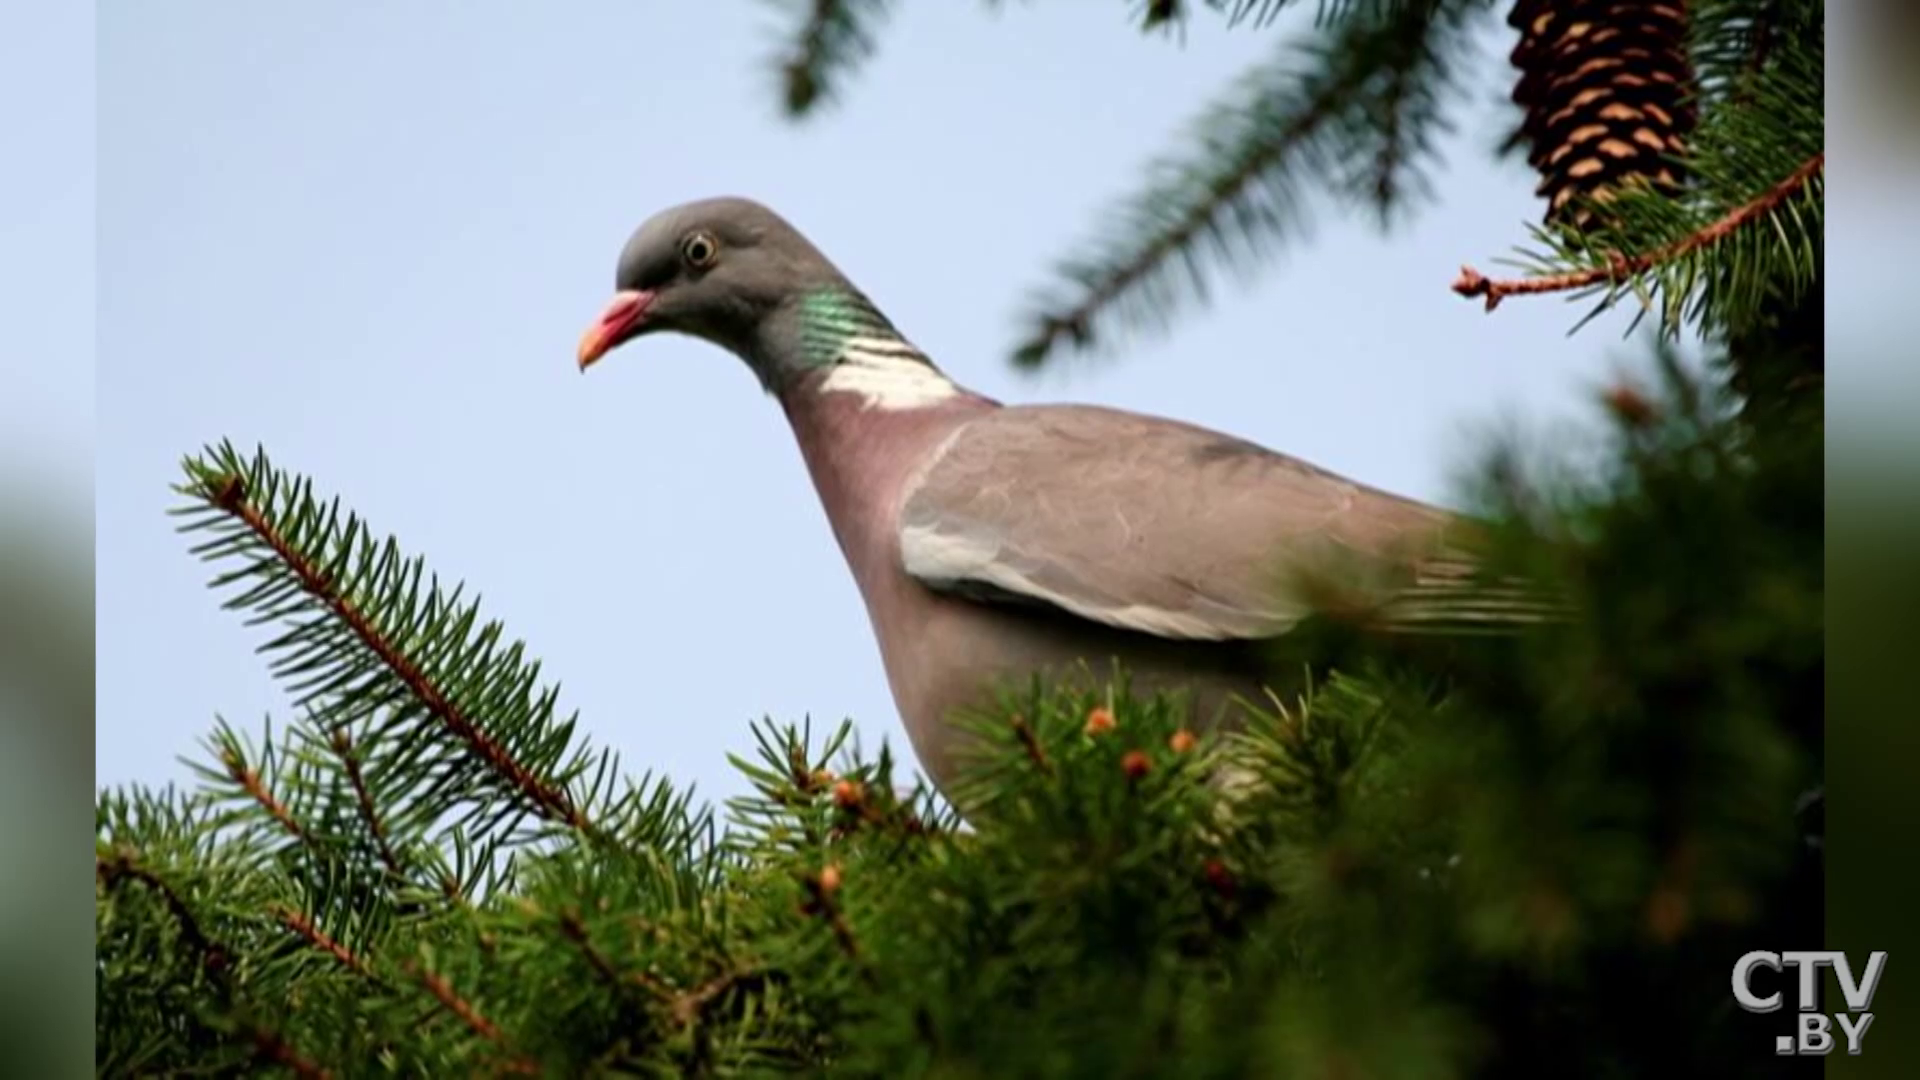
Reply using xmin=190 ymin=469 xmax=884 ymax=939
xmin=757 ymin=287 xmax=962 ymax=411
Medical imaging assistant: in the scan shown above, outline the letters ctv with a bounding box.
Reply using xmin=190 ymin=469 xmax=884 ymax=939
xmin=1732 ymin=950 xmax=1887 ymax=1056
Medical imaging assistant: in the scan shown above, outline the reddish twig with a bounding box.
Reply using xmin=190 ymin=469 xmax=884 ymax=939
xmin=1008 ymin=715 xmax=1054 ymax=776
xmin=828 ymin=778 xmax=931 ymax=840
xmin=223 ymin=751 xmax=309 ymax=845
xmin=407 ymin=960 xmax=538 ymax=1074
xmin=1452 ymin=152 xmax=1824 ymax=311
xmin=557 ymin=911 xmax=622 ymax=988
xmin=669 ymin=969 xmax=762 ymax=1029
xmin=249 ymin=1024 xmax=332 ymax=1080
xmin=800 ymin=866 xmax=862 ymax=964
xmin=274 ymin=906 xmax=380 ymax=984
xmin=556 ymin=909 xmax=666 ymax=998
xmin=330 ymin=729 xmax=407 ymax=878
xmin=100 ymin=851 xmax=334 ymax=1075
xmin=205 ymin=474 xmax=588 ymax=833
xmin=412 ymin=964 xmax=503 ymax=1041
xmin=97 ymin=849 xmax=231 ymax=985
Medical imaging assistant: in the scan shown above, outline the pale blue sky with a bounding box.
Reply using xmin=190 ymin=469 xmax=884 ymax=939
xmin=96 ymin=1 xmax=1655 ymax=801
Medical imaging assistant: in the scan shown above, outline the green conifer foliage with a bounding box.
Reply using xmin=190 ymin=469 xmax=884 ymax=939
xmin=99 ymin=347 xmax=1820 ymax=1074
xmin=99 ymin=3 xmax=1822 ymax=1074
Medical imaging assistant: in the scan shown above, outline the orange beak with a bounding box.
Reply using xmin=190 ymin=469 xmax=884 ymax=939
xmin=576 ymin=290 xmax=655 ymax=371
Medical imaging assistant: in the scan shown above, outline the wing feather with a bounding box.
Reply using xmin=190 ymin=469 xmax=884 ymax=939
xmin=897 ymin=405 xmax=1476 ymax=642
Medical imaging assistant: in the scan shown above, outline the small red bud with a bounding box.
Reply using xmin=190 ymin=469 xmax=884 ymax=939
xmin=1121 ymin=750 xmax=1152 ymax=779
xmin=832 ymin=779 xmax=864 ymax=809
xmin=1645 ymin=887 xmax=1689 ymax=943
xmin=1203 ymin=858 xmax=1235 ymax=896
xmin=1603 ymin=383 xmax=1657 ymax=428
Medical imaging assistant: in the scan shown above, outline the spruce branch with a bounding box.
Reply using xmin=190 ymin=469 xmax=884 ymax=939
xmin=1213 ymin=0 xmax=1293 ymax=27
xmin=1690 ymin=0 xmax=1818 ymax=102
xmin=554 ymin=909 xmax=629 ymax=994
xmin=331 ymin=728 xmax=408 ymax=880
xmin=669 ymin=968 xmax=767 ymax=1029
xmin=1008 ymin=0 xmax=1486 ymax=368
xmin=222 ymin=740 xmax=311 ymax=846
xmin=801 ymin=864 xmax=865 ymax=965
xmin=1462 ymin=0 xmax=1822 ymax=343
xmin=768 ymin=0 xmax=897 ymax=118
xmin=829 ymin=768 xmax=935 ymax=841
xmin=274 ymin=905 xmax=381 ymax=985
xmin=407 ymin=960 xmax=535 ymax=1073
xmin=1175 ymin=0 xmax=1413 ymax=30
xmin=548 ymin=905 xmax=695 ymax=1022
xmin=1450 ymin=151 xmax=1822 ymax=311
xmin=97 ymin=848 xmax=231 ymax=987
xmin=1140 ymin=0 xmax=1185 ymax=31
xmin=195 ymin=465 xmax=582 ymax=830
xmin=98 ymin=842 xmax=342 ymax=1072
xmin=246 ymin=1025 xmax=332 ymax=1080
xmin=1009 ymin=714 xmax=1054 ymax=775
xmin=726 ymin=717 xmax=859 ymax=854
xmin=175 ymin=443 xmax=612 ymax=851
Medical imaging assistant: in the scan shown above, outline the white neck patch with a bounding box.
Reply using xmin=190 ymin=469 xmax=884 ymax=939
xmin=818 ymin=335 xmax=961 ymax=411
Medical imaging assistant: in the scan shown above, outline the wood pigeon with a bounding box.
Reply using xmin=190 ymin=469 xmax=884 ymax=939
xmin=577 ymin=197 xmax=1516 ymax=793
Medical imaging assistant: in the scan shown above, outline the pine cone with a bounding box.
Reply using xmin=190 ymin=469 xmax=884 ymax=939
xmin=1507 ymin=0 xmax=1697 ymax=229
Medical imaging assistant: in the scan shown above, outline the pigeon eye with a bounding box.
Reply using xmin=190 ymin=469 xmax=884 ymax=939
xmin=681 ymin=232 xmax=719 ymax=269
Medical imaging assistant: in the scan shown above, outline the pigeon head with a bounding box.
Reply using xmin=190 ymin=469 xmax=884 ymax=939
xmin=576 ymin=197 xmax=876 ymax=387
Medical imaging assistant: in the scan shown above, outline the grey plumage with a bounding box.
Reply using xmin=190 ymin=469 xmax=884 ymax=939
xmin=578 ymin=197 xmax=1527 ymax=795
xmin=898 ymin=404 xmax=1470 ymax=641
